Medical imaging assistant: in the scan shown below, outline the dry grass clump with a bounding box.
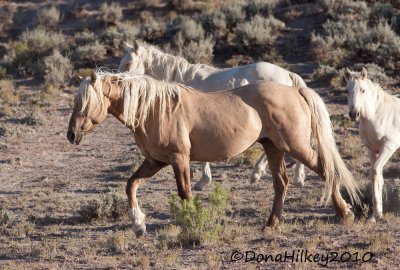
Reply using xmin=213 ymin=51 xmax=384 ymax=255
xmin=37 ymin=5 xmax=60 ymax=29
xmin=77 ymin=189 xmax=128 ymax=222
xmin=342 ymin=182 xmax=400 ymax=220
xmin=43 ymin=49 xmax=72 ymax=87
xmin=0 ymin=79 xmax=18 ymax=117
xmin=98 ymin=2 xmax=123 ymax=26
xmin=0 ymin=6 xmax=14 ymax=32
xmin=0 ymin=208 xmax=36 ymax=238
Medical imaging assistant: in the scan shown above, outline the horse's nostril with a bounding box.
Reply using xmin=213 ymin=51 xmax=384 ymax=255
xmin=356 ymin=111 xmax=360 ymax=117
xmin=67 ymin=131 xmax=75 ymax=143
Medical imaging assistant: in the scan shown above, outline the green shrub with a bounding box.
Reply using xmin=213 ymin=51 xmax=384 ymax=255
xmin=98 ymin=2 xmax=123 ymax=26
xmin=101 ymin=22 xmax=140 ymax=54
xmin=74 ymin=30 xmax=96 ymax=46
xmin=9 ymin=27 xmax=65 ymax=76
xmin=43 ymin=49 xmax=73 ymax=87
xmin=221 ymin=1 xmax=246 ymax=29
xmin=235 ymin=15 xmax=285 ymax=48
xmin=74 ymin=41 xmax=107 ymax=65
xmin=200 ymin=10 xmax=227 ymax=37
xmin=313 ymin=0 xmax=400 ymax=73
xmin=37 ymin=5 xmax=60 ymax=28
xmin=244 ymin=0 xmax=278 ymax=18
xmin=169 ymin=184 xmax=229 ymax=246
xmin=138 ymin=14 xmax=167 ymax=41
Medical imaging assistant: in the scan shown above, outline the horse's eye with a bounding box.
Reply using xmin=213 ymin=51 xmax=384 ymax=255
xmin=361 ymin=89 xmax=365 ymax=94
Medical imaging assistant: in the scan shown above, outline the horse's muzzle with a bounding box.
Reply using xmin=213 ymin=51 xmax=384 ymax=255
xmin=67 ymin=130 xmax=82 ymax=145
xmin=349 ymin=110 xmax=360 ymax=121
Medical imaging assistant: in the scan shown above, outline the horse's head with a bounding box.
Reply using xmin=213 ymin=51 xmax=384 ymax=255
xmin=118 ymin=41 xmax=145 ymax=74
xmin=67 ymin=71 xmax=110 ymax=145
xmin=344 ymin=67 xmax=369 ymax=121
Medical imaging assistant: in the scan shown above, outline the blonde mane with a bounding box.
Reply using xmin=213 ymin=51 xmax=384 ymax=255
xmin=137 ymin=42 xmax=202 ymax=83
xmin=76 ymin=71 xmax=181 ymax=132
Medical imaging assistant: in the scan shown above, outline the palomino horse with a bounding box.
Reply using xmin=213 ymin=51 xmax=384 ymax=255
xmin=345 ymin=67 xmax=400 ymax=222
xmin=118 ymin=41 xmax=308 ymax=190
xmin=67 ymin=71 xmax=359 ymax=236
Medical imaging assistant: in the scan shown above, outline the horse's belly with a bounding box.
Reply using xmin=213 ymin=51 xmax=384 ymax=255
xmin=189 ymin=119 xmax=263 ymax=161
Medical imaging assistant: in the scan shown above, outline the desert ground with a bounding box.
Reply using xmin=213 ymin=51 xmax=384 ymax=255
xmin=1 ymin=1 xmax=400 ymax=269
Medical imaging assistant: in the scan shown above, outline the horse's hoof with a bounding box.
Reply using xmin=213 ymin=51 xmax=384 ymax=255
xmin=366 ymin=216 xmax=376 ymax=224
xmin=343 ymin=211 xmax=355 ymax=226
xmin=194 ymin=181 xmax=207 ymax=191
xmin=250 ymin=174 xmax=261 ymax=184
xmin=133 ymin=223 xmax=146 ymax=237
xmin=293 ymin=181 xmax=305 ymax=189
xmin=263 ymin=224 xmax=281 ymax=234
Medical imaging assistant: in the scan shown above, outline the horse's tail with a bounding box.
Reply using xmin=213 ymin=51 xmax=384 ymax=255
xmin=298 ymin=87 xmax=360 ymax=206
xmin=289 ymin=72 xmax=307 ymax=88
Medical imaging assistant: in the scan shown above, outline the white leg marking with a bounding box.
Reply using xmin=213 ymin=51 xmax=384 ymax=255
xmin=250 ymin=154 xmax=268 ymax=183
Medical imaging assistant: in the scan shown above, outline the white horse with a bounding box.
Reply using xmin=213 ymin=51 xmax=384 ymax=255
xmin=345 ymin=67 xmax=400 ymax=222
xmin=118 ymin=41 xmax=308 ymax=190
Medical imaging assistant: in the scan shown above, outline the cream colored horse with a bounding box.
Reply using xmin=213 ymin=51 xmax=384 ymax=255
xmin=345 ymin=67 xmax=400 ymax=222
xmin=67 ymin=71 xmax=359 ymax=237
xmin=118 ymin=41 xmax=308 ymax=190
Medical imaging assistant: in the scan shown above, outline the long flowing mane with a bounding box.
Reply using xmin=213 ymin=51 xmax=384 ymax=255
xmin=137 ymin=42 xmax=202 ymax=83
xmin=77 ymin=70 xmax=181 ymax=132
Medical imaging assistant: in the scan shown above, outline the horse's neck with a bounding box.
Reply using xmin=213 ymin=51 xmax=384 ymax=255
xmin=143 ymin=49 xmax=207 ymax=84
xmin=108 ymin=85 xmax=126 ymax=125
xmin=362 ymin=82 xmax=391 ymax=121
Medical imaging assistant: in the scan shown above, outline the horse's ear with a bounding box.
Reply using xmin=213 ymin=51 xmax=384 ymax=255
xmin=68 ymin=74 xmax=85 ymax=86
xmin=124 ymin=42 xmax=134 ymax=52
xmin=344 ymin=67 xmax=352 ymax=82
xmin=361 ymin=67 xmax=367 ymax=79
xmin=133 ymin=40 xmax=140 ymax=52
xmin=90 ymin=70 xmax=97 ymax=85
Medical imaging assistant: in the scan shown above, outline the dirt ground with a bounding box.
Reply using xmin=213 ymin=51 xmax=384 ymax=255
xmin=1 ymin=1 xmax=400 ymax=270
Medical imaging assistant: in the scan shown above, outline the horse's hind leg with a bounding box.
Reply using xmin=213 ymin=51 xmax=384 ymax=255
xmin=262 ymin=139 xmax=289 ymax=228
xmin=293 ymin=161 xmax=305 ymax=188
xmin=194 ymin=162 xmax=212 ymax=191
xmin=288 ymin=144 xmax=352 ymax=221
xmin=126 ymin=158 xmax=167 ymax=237
xmin=250 ymin=154 xmax=268 ymax=183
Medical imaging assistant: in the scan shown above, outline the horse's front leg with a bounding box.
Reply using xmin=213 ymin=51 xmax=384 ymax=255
xmin=126 ymin=158 xmax=167 ymax=237
xmin=172 ymin=154 xmax=192 ymax=200
xmin=368 ymin=144 xmax=397 ymax=222
xmin=194 ymin=162 xmax=212 ymax=191
xmin=250 ymin=154 xmax=268 ymax=183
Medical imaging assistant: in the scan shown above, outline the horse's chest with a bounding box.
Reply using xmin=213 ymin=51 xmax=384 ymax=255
xmin=359 ymin=121 xmax=385 ymax=151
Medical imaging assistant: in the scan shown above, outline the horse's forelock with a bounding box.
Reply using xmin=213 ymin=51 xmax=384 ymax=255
xmin=76 ymin=77 xmax=104 ymax=116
